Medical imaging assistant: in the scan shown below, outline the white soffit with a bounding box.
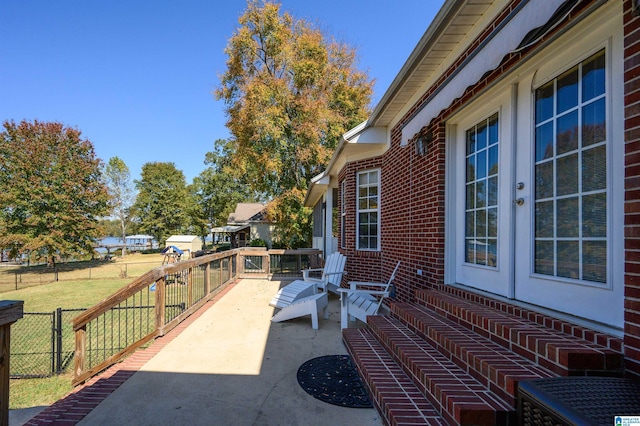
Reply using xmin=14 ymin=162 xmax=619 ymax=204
xmin=401 ymin=0 xmax=567 ymax=144
xmin=371 ymin=0 xmax=495 ymax=128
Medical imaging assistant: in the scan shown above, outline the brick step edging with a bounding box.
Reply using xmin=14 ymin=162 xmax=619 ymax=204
xmin=416 ymin=289 xmax=624 ymax=376
xmin=367 ymin=315 xmax=514 ymax=426
xmin=389 ymin=302 xmax=555 ymax=405
xmin=342 ymin=328 xmax=446 ymax=426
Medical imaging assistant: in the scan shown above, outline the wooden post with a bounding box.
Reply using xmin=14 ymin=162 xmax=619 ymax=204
xmin=154 ymin=277 xmax=166 ymax=335
xmin=204 ymin=262 xmax=211 ymax=295
xmin=74 ymin=326 xmax=86 ymax=381
xmin=187 ymin=268 xmax=193 ymax=308
xmin=0 ymin=300 xmax=24 ymax=426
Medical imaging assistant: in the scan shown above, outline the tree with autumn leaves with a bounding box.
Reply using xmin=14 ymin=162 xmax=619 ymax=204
xmin=216 ymin=0 xmax=373 ymax=247
xmin=0 ymin=120 xmax=110 ymax=264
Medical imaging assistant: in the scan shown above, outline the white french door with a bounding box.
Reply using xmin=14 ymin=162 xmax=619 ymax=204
xmin=452 ymin=90 xmax=514 ymax=298
xmin=513 ymin=46 xmax=624 ymax=327
xmin=448 ymin=4 xmax=624 ymax=328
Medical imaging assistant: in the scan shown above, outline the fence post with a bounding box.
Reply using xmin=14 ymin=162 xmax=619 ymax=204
xmin=204 ymin=262 xmax=211 ymax=295
xmin=0 ymin=301 xmax=23 ymax=426
xmin=14 ymin=273 xmax=17 ymax=291
xmin=55 ymin=308 xmax=63 ymax=374
xmin=187 ymin=269 xmax=193 ymax=308
xmin=154 ymin=277 xmax=166 ymax=335
xmin=74 ymin=325 xmax=86 ymax=381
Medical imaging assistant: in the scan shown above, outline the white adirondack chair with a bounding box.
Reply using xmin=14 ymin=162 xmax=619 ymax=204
xmin=301 ymin=252 xmax=346 ymax=294
xmin=268 ymin=252 xmax=346 ymax=329
xmin=270 ymin=289 xmax=329 ymax=330
xmin=337 ymin=261 xmax=401 ymax=329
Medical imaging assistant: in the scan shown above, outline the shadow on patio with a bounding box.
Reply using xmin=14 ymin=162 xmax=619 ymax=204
xmin=18 ymin=279 xmax=380 ymax=426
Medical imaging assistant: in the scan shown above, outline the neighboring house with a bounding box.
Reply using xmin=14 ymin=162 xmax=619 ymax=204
xmin=213 ymin=203 xmax=274 ymax=248
xmin=124 ymin=235 xmax=157 ymax=251
xmin=165 ymin=235 xmax=202 ymax=256
xmin=307 ymin=0 xmax=640 ymax=380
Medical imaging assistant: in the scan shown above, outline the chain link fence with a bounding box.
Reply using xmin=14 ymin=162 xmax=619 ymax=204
xmin=0 ymin=261 xmax=161 ymax=293
xmin=10 ymin=308 xmax=86 ymax=378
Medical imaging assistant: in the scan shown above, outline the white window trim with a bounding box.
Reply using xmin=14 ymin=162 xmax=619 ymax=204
xmin=340 ymin=180 xmax=346 ymax=249
xmin=356 ymin=169 xmax=381 ymax=251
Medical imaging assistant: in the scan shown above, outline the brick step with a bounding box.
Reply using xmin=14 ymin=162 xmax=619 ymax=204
xmin=342 ymin=328 xmax=447 ymax=426
xmin=416 ymin=289 xmax=623 ymax=376
xmin=367 ymin=315 xmax=515 ymax=425
xmin=389 ymin=302 xmax=555 ymax=406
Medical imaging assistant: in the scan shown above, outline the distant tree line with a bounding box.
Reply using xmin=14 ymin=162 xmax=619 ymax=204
xmin=0 ymin=1 xmax=373 ymax=261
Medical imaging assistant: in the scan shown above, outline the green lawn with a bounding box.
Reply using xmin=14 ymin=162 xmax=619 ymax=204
xmin=4 ymin=253 xmax=162 ymax=410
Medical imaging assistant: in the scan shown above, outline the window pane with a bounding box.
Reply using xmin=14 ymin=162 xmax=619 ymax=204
xmin=536 ymin=81 xmax=554 ymax=124
xmin=557 ymin=197 xmax=579 ymax=238
xmin=488 ymin=145 xmax=499 ymax=176
xmin=466 ymin=154 xmax=476 ymax=182
xmin=535 ymin=201 xmax=554 ymax=238
xmin=477 ymin=150 xmax=487 ymax=179
xmin=476 ymin=179 xmax=486 ymax=208
xmin=465 ymin=239 xmax=475 ymax=263
xmin=477 ymin=121 xmax=487 ymax=151
xmin=557 ymin=65 xmax=578 ymax=114
xmin=476 ymin=239 xmax=487 ymax=265
xmin=582 ymin=50 xmax=605 ymax=101
xmin=536 ymin=122 xmax=554 ymax=161
xmin=466 ymin=129 xmax=476 ymax=155
xmin=488 ymin=176 xmax=498 ymax=206
xmin=369 ymin=236 xmax=378 ymax=250
xmin=582 ymin=145 xmax=606 ymax=192
xmin=369 ymin=171 xmax=379 ymax=184
xmin=583 ymin=240 xmax=606 ymax=283
xmin=487 ymin=207 xmax=497 ymax=238
xmin=557 ymin=240 xmax=579 ymax=279
xmin=369 ymin=196 xmax=378 ymax=209
xmin=487 ymin=239 xmax=497 ymax=267
xmin=535 ymin=240 xmax=554 ymax=275
xmin=488 ymin=114 xmax=499 ymax=145
xmin=583 ymin=193 xmax=607 ymax=238
xmin=466 ymin=183 xmax=475 ymax=209
xmin=466 ymin=211 xmax=475 ymax=238
xmin=557 ymin=154 xmax=578 ymax=196
xmin=582 ymin=98 xmax=606 ymax=147
xmin=464 ymin=114 xmax=499 ymax=268
xmin=476 ymin=209 xmax=487 ymax=238
xmin=533 ymin=51 xmax=608 ymax=283
xmin=359 ymin=236 xmax=368 ymax=249
xmin=557 ymin=111 xmax=578 ymax=155
xmin=358 ymin=173 xmax=368 ymax=186
xmin=535 ymin=162 xmax=554 ymax=200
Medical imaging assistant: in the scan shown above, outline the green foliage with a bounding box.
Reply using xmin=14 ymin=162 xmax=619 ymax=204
xmin=216 ymin=1 xmax=372 ymax=245
xmin=98 ymin=219 xmax=123 ymax=237
xmin=104 ymin=157 xmax=134 ymax=255
xmin=191 ymin=138 xmax=257 ymax=239
xmin=249 ymin=238 xmax=267 ymax=247
xmin=0 ymin=120 xmax=110 ymax=263
xmin=131 ymin=162 xmax=190 ymax=245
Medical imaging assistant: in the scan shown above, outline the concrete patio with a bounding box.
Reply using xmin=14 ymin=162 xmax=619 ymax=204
xmin=12 ymin=279 xmax=381 ymax=426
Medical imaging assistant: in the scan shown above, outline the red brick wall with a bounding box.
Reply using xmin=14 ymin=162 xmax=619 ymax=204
xmin=624 ymin=0 xmax=640 ymax=379
xmin=336 ymin=0 xmax=640 ymax=377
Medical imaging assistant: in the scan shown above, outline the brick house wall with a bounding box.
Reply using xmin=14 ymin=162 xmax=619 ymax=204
xmin=624 ymin=0 xmax=640 ymax=379
xmin=335 ymin=0 xmax=640 ymax=379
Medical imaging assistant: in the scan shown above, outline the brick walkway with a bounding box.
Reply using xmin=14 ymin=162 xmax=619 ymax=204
xmin=23 ymin=283 xmax=238 ymax=425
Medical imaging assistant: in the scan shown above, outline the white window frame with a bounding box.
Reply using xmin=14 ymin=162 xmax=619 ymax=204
xmin=340 ymin=180 xmax=346 ymax=249
xmin=356 ymin=169 xmax=381 ymax=251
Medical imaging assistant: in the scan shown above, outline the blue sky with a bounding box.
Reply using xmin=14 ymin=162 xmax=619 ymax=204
xmin=0 ymin=1 xmax=444 ymax=183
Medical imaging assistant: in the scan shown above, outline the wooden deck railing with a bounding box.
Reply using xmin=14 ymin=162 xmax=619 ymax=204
xmin=72 ymin=248 xmax=321 ymax=386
